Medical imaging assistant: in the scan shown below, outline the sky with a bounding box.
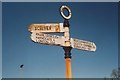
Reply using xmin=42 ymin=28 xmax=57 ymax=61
xmin=2 ymin=2 xmax=118 ymax=78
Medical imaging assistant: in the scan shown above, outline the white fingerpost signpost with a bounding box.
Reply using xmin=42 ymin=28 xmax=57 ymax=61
xmin=28 ymin=5 xmax=96 ymax=80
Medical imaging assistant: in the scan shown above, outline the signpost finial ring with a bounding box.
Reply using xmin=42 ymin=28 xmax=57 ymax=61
xmin=60 ymin=5 xmax=72 ymax=20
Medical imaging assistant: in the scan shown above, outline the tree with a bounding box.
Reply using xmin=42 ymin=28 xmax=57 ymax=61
xmin=111 ymin=68 xmax=120 ymax=80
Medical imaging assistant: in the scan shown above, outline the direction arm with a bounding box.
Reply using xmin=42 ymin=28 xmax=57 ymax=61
xmin=70 ymin=38 xmax=96 ymax=51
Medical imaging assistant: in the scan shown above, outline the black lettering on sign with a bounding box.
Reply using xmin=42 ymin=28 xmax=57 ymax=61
xmin=34 ymin=25 xmax=52 ymax=31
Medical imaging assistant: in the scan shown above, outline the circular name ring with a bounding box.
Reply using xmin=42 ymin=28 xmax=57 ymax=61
xmin=60 ymin=5 xmax=72 ymax=20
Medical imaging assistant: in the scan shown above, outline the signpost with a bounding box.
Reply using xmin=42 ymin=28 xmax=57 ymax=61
xmin=28 ymin=5 xmax=96 ymax=80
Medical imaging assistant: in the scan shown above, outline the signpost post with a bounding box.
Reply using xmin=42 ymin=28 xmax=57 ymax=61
xmin=60 ymin=5 xmax=72 ymax=80
xmin=28 ymin=5 xmax=96 ymax=80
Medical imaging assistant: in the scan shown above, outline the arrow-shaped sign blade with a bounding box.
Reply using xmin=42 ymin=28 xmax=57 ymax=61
xmin=30 ymin=32 xmax=96 ymax=51
xmin=28 ymin=23 xmax=64 ymax=33
xmin=71 ymin=38 xmax=96 ymax=51
xmin=31 ymin=32 xmax=65 ymax=46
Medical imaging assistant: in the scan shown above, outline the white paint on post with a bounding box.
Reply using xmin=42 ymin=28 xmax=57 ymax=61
xmin=64 ymin=26 xmax=70 ymax=46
